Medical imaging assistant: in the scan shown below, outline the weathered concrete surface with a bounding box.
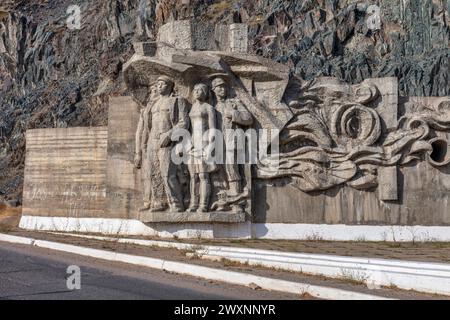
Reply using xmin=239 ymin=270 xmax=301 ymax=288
xmin=106 ymin=97 xmax=141 ymax=219
xmin=253 ymin=157 xmax=450 ymax=226
xmin=139 ymin=211 xmax=246 ymax=223
xmin=22 ymin=127 xmax=108 ymax=218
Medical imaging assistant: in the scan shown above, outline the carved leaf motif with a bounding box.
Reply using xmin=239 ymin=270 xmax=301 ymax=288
xmin=281 ymin=109 xmax=332 ymax=148
xmin=257 ymin=147 xmax=357 ymax=192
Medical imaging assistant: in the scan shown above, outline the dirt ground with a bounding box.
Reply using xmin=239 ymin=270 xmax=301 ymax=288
xmin=14 ymin=228 xmax=450 ymax=264
xmin=3 ymin=209 xmax=450 ymax=264
xmin=178 ymin=238 xmax=450 ymax=264
xmin=0 ymin=204 xmax=21 ymax=232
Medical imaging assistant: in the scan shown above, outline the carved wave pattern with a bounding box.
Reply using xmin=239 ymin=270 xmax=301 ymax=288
xmin=257 ymin=81 xmax=450 ymax=192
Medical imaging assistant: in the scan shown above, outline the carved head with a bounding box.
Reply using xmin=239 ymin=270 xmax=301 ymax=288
xmin=193 ymin=83 xmax=209 ymax=102
xmin=156 ymin=75 xmax=174 ymax=96
xmin=211 ymin=77 xmax=228 ymax=100
xmin=147 ymin=85 xmax=159 ymax=104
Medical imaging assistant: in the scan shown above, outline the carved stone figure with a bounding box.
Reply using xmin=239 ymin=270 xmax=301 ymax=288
xmin=211 ymin=76 xmax=253 ymax=212
xmin=141 ymin=75 xmax=188 ymax=212
xmin=134 ymin=85 xmax=159 ymax=209
xmin=187 ymin=83 xmax=216 ymax=213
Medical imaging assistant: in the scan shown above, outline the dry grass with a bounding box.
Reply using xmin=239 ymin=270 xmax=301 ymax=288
xmin=0 ymin=203 xmax=21 ymax=232
xmin=0 ymin=203 xmax=21 ymax=216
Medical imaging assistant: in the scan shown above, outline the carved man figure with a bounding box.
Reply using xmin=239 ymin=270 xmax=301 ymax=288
xmin=134 ymin=85 xmax=159 ymax=210
xmin=211 ymin=76 xmax=253 ymax=198
xmin=136 ymin=75 xmax=188 ymax=212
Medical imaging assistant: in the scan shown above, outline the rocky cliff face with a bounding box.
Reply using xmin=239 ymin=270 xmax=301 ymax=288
xmin=0 ymin=0 xmax=449 ymax=202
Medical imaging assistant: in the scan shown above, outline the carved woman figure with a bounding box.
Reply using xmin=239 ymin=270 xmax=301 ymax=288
xmin=187 ymin=83 xmax=217 ymax=213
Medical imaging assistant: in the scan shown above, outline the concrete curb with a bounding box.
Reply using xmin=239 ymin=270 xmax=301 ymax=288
xmin=19 ymin=216 xmax=450 ymax=241
xmin=0 ymin=233 xmax=391 ymax=300
xmin=46 ymin=232 xmax=450 ymax=296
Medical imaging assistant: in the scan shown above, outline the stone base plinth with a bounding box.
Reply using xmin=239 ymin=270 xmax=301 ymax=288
xmin=139 ymin=211 xmax=246 ymax=223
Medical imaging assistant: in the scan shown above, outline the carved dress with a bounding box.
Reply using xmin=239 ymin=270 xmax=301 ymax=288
xmin=188 ymin=101 xmax=217 ymax=174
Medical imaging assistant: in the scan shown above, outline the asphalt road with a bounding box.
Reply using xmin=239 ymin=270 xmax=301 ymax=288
xmin=0 ymin=241 xmax=301 ymax=300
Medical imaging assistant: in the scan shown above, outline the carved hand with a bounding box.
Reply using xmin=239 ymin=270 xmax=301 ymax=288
xmin=159 ymin=132 xmax=172 ymax=148
xmin=224 ymin=108 xmax=233 ymax=119
xmin=134 ymin=153 xmax=142 ymax=169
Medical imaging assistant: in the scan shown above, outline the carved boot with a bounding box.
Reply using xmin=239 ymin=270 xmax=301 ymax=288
xmin=231 ymin=204 xmax=242 ymax=213
xmin=139 ymin=202 xmax=151 ymax=212
xmin=227 ymin=180 xmax=242 ymax=197
xmin=149 ymin=203 xmax=166 ymax=212
xmin=187 ymin=176 xmax=198 ymax=212
xmin=197 ymin=174 xmax=211 ymax=213
xmin=169 ymin=203 xmax=185 ymax=213
xmin=187 ymin=202 xmax=198 ymax=212
xmin=165 ymin=175 xmax=185 ymax=213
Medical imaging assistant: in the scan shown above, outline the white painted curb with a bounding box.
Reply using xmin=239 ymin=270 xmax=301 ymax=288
xmin=19 ymin=215 xmax=450 ymax=241
xmin=47 ymin=232 xmax=450 ymax=296
xmin=0 ymin=233 xmax=391 ymax=300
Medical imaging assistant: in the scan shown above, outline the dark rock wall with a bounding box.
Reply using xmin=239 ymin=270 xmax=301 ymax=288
xmin=0 ymin=0 xmax=449 ymax=202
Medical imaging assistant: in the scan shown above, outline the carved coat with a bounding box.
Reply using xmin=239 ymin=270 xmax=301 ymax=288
xmin=215 ymin=98 xmax=253 ymax=180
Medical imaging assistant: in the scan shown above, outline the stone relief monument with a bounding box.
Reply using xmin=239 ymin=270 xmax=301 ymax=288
xmin=20 ymin=18 xmax=450 ymax=240
xmin=123 ymin=19 xmax=450 ymax=221
xmin=122 ymin=20 xmax=297 ymax=223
